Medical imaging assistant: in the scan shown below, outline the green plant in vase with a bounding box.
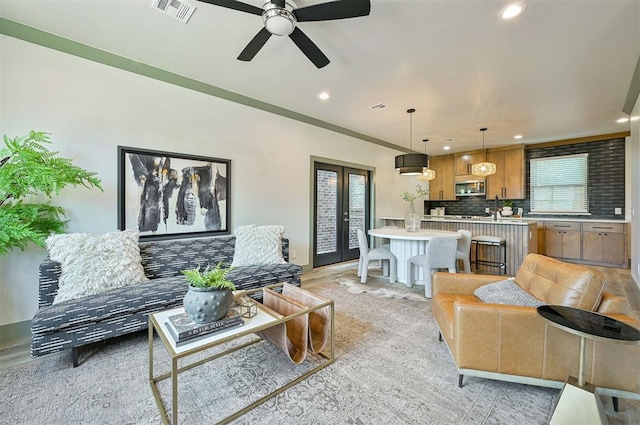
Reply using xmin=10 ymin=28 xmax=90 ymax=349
xmin=401 ymin=184 xmax=430 ymax=232
xmin=501 ymin=200 xmax=515 ymax=216
xmin=181 ymin=263 xmax=236 ymax=323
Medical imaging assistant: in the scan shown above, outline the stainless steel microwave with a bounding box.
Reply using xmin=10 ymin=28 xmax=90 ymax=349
xmin=455 ymin=180 xmax=486 ymax=196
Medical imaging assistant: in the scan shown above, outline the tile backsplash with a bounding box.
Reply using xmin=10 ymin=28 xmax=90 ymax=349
xmin=424 ymin=138 xmax=625 ymax=219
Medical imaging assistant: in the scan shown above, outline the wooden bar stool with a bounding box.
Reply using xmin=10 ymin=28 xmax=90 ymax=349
xmin=471 ymin=235 xmax=506 ymax=275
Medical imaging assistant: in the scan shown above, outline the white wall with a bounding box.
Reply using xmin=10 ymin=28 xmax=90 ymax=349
xmin=0 ymin=35 xmax=419 ymax=326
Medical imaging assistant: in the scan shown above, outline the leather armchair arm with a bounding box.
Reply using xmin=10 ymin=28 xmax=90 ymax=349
xmin=452 ymin=300 xmax=547 ymax=376
xmin=432 ymin=272 xmax=507 ymax=296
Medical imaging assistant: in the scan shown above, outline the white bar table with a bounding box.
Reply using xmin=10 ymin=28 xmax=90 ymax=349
xmin=368 ymin=228 xmax=460 ymax=285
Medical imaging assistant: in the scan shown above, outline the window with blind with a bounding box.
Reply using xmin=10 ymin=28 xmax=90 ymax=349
xmin=530 ymin=153 xmax=588 ymax=214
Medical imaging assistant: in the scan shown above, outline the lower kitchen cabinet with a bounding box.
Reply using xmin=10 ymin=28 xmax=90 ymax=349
xmin=581 ymin=223 xmax=626 ymax=266
xmin=544 ymin=222 xmax=581 ymax=260
xmin=543 ymin=221 xmax=627 ymax=268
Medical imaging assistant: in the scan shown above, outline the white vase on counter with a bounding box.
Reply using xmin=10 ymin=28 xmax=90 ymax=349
xmin=501 ymin=206 xmax=513 ymax=216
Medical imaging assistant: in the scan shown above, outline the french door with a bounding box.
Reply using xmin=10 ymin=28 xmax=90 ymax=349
xmin=313 ymin=163 xmax=370 ymax=267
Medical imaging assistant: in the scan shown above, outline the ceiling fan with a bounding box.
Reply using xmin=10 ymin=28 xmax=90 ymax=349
xmin=197 ymin=0 xmax=371 ymax=68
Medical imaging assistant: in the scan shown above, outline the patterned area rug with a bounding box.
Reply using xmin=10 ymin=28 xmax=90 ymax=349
xmin=334 ymin=261 xmax=429 ymax=301
xmin=2 ymin=276 xmax=636 ymax=424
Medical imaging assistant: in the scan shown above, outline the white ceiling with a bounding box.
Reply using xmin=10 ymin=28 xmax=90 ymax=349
xmin=1 ymin=0 xmax=639 ymax=154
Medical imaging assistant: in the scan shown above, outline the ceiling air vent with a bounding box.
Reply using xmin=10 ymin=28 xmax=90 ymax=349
xmin=369 ymin=103 xmax=388 ymax=111
xmin=151 ymin=0 xmax=196 ymax=23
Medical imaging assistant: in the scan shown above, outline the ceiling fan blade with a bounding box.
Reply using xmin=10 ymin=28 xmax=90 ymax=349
xmin=197 ymin=0 xmax=263 ymax=15
xmin=289 ymin=27 xmax=330 ymax=69
xmin=238 ymin=27 xmax=272 ymax=61
xmin=294 ymin=0 xmax=370 ymax=22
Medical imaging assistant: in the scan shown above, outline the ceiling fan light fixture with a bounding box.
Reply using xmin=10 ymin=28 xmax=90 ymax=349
xmin=263 ymin=1 xmax=297 ymax=36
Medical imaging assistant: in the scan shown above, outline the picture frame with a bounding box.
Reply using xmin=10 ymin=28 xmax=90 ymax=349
xmin=117 ymin=146 xmax=231 ymax=241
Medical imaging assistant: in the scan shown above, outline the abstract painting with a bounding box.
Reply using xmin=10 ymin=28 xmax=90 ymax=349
xmin=118 ymin=146 xmax=230 ymax=240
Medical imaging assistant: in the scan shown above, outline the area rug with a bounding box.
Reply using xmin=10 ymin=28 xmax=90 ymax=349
xmin=334 ymin=261 xmax=428 ymax=302
xmin=1 ymin=278 xmax=636 ymax=424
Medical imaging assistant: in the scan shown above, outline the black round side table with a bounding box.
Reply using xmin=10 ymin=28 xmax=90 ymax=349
xmin=537 ymin=305 xmax=640 ymax=425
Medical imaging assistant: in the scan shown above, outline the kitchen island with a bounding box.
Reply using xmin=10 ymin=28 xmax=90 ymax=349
xmin=380 ymin=216 xmax=537 ymax=276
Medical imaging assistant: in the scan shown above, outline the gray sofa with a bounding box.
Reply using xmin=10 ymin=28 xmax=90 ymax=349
xmin=31 ymin=235 xmax=302 ymax=367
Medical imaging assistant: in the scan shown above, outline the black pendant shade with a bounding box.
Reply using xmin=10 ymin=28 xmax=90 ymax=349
xmin=395 ymin=154 xmax=429 ymax=175
xmin=395 ymin=108 xmax=428 ymax=175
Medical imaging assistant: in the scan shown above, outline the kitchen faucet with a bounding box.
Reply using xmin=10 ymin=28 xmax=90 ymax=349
xmin=491 ymin=195 xmax=502 ymax=221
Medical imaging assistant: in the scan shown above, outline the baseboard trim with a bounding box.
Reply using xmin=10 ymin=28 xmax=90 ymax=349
xmin=0 ymin=320 xmax=32 ymax=349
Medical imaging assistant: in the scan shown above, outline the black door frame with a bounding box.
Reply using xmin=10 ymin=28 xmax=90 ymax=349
xmin=312 ymin=162 xmax=371 ymax=267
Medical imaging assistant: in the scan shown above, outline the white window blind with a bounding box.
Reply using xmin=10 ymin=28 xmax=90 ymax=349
xmin=530 ymin=154 xmax=588 ymax=214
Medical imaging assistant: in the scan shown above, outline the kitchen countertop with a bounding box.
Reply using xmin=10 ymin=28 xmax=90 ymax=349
xmin=381 ymin=216 xmax=532 ymax=225
xmin=381 ymin=216 xmax=628 ymax=224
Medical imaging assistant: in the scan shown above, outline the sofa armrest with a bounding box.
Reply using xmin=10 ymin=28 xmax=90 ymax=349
xmin=432 ymin=272 xmax=508 ymax=296
xmin=597 ymin=292 xmax=629 ymax=316
xmin=452 ymin=300 xmax=548 ymax=375
xmin=38 ymin=257 xmax=61 ymax=307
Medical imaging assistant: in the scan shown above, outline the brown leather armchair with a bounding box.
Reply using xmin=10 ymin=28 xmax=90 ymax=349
xmin=432 ymin=253 xmax=640 ymax=406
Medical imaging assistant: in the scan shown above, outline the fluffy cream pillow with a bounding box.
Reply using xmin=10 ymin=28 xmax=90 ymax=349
xmin=46 ymin=230 xmax=148 ymax=304
xmin=231 ymin=225 xmax=286 ymax=267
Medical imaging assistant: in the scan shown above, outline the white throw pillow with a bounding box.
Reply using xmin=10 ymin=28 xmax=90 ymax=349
xmin=231 ymin=225 xmax=286 ymax=267
xmin=46 ymin=230 xmax=148 ymax=304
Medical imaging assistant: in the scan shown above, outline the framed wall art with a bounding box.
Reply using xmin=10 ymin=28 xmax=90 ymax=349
xmin=117 ymin=146 xmax=230 ymax=240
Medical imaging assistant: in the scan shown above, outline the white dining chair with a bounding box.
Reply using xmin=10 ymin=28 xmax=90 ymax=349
xmin=357 ymin=229 xmax=397 ymax=284
xmin=406 ymin=236 xmax=457 ymax=298
xmin=455 ymin=230 xmax=472 ymax=274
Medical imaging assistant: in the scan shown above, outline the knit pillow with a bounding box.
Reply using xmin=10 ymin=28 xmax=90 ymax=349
xmin=474 ymin=278 xmax=546 ymax=308
xmin=46 ymin=230 xmax=148 ymax=304
xmin=231 ymin=225 xmax=286 ymax=267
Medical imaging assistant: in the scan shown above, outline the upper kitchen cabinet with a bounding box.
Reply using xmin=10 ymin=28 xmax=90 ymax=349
xmin=486 ymin=145 xmax=525 ymax=199
xmin=428 ymin=154 xmax=456 ymax=200
xmin=455 ymin=150 xmax=484 ymax=176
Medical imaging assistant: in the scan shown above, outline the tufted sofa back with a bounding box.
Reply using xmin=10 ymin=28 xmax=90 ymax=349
xmin=514 ymin=253 xmax=605 ymax=311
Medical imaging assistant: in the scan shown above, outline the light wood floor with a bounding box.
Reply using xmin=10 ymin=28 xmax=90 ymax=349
xmin=2 ymin=262 xmax=639 ymax=372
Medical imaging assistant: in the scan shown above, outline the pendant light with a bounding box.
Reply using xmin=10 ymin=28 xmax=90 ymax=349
xmin=395 ymin=108 xmax=428 ymax=175
xmin=471 ymin=127 xmax=496 ymax=176
xmin=417 ymin=139 xmax=436 ymax=181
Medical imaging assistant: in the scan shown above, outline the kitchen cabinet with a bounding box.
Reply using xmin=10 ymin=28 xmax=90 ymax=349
xmin=455 ymin=150 xmax=484 ymax=176
xmin=544 ymin=222 xmax=581 ymax=260
xmin=543 ymin=221 xmax=627 ymax=268
xmin=486 ymin=145 xmax=525 ymax=200
xmin=428 ymin=154 xmax=455 ymax=200
xmin=582 ymin=223 xmax=626 ymax=266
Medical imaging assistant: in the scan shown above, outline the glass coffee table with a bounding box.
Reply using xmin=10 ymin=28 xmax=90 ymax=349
xmin=148 ymin=284 xmax=335 ymax=425
xmin=537 ymin=305 xmax=640 ymax=425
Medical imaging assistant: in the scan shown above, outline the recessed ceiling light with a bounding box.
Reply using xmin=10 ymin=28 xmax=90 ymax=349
xmin=318 ymin=92 xmax=330 ymax=100
xmin=499 ymin=2 xmax=527 ymax=20
xmin=616 ymin=117 xmax=629 ymax=123
xmin=514 ymin=135 xmax=523 ymax=139
xmin=443 ymin=146 xmax=451 ymax=151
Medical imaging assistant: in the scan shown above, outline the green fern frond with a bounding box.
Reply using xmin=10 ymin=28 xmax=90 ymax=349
xmin=0 ymin=131 xmax=102 ymax=255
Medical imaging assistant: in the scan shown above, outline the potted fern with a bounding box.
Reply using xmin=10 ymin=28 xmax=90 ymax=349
xmin=182 ymin=262 xmax=236 ymax=323
xmin=0 ymin=131 xmax=102 ymax=256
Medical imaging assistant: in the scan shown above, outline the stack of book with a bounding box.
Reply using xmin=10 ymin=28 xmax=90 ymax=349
xmin=164 ymin=309 xmax=244 ymax=346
